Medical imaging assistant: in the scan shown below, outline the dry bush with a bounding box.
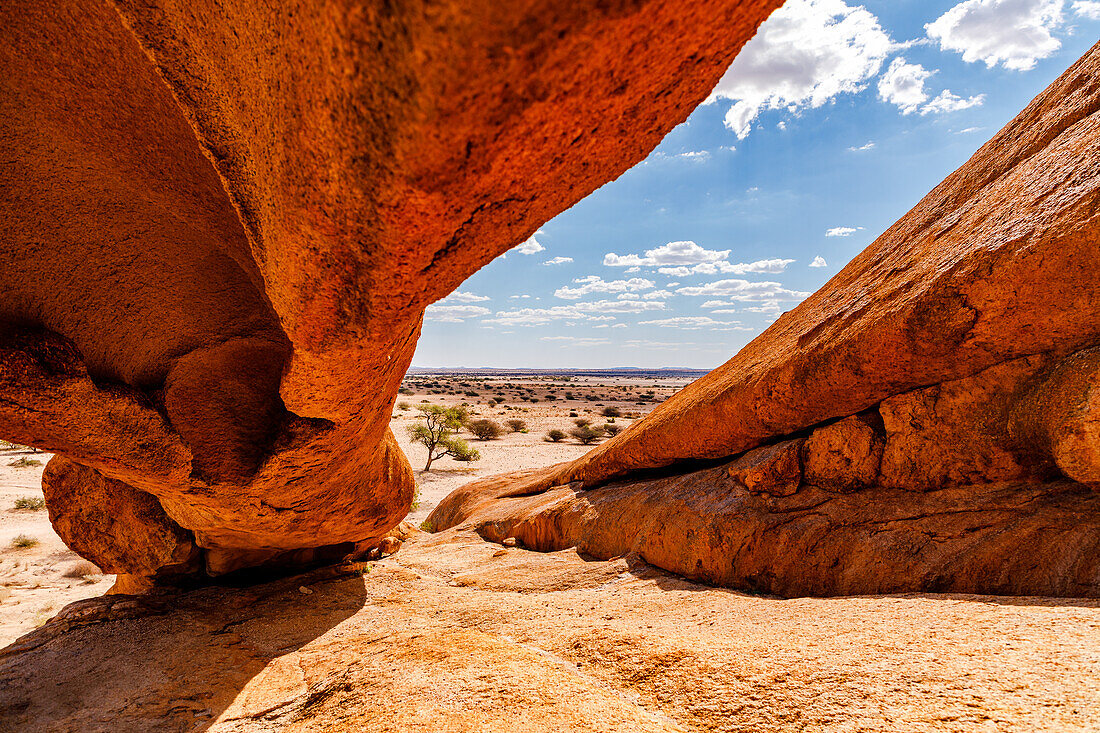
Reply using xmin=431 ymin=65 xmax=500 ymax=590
xmin=468 ymin=419 xmax=504 ymax=440
xmin=13 ymin=497 xmax=45 ymax=511
xmin=505 ymin=419 xmax=527 ymax=433
xmin=573 ymin=418 xmax=591 ymax=427
xmin=63 ymin=561 xmax=102 ymax=579
xmin=601 ymin=406 xmax=622 ymax=418
xmin=602 ymin=423 xmax=623 ymax=437
xmin=569 ymin=425 xmax=602 ymax=445
xmin=11 ymin=534 xmax=38 ymax=549
xmin=545 ymin=429 xmax=567 ymax=443
xmin=9 ymin=457 xmax=42 ymax=468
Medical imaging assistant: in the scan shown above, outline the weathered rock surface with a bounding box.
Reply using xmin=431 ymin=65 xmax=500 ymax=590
xmin=2 ymin=529 xmax=1098 ymax=732
xmin=0 ymin=0 xmax=780 ymax=578
xmin=431 ymin=42 xmax=1100 ymax=598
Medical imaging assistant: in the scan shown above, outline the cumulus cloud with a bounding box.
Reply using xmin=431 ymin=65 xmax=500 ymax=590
xmin=639 ymin=316 xmax=754 ymax=331
xmin=441 ymin=291 xmax=490 ymax=303
xmin=708 ymin=0 xmax=893 ymax=139
xmin=656 ymin=258 xmax=795 ymax=277
xmin=554 ymin=276 xmax=655 ymax=300
xmin=826 ymin=226 xmax=862 ymax=237
xmin=604 ymin=241 xmax=730 ymax=268
xmin=878 ymin=57 xmax=932 ymax=113
xmin=619 ymin=290 xmax=675 ymax=300
xmin=926 ymin=0 xmax=1064 ymax=71
xmin=539 ymin=336 xmax=611 ymax=346
xmin=1075 ymin=0 xmax=1100 ymax=18
xmin=848 ymin=141 xmax=876 ymax=151
xmin=513 ymin=230 xmax=547 ymax=255
xmin=541 ymin=257 xmax=573 ymax=266
xmin=921 ymin=89 xmax=986 ymax=114
xmin=677 ymin=280 xmax=812 ymax=301
xmin=809 ymin=255 xmax=829 ymax=267
xmin=483 ymin=299 xmax=663 ymax=327
xmin=423 ymin=304 xmax=491 ymax=323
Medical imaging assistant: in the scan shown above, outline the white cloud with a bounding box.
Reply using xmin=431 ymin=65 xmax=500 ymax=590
xmin=921 ymin=89 xmax=986 ymax=114
xmin=423 ymin=304 xmax=491 ymax=323
xmin=826 ymin=226 xmax=862 ymax=237
xmin=954 ymin=126 xmax=985 ymax=134
xmin=540 ymin=336 xmax=611 ymax=346
xmin=878 ymin=57 xmax=932 ymax=113
xmin=1074 ymin=1 xmax=1100 ymax=19
xmin=809 ymin=255 xmax=829 ymax=267
xmin=848 ymin=141 xmax=876 ymax=151
xmin=482 ymin=299 xmax=663 ymax=327
xmin=678 ymin=150 xmax=711 ymax=162
xmin=612 ymin=323 xmax=628 ymax=329
xmin=708 ymin=0 xmax=893 ymax=139
xmin=440 ymin=291 xmax=490 ymax=303
xmin=656 ymin=258 xmax=795 ymax=277
xmin=513 ymin=230 xmax=547 ymax=255
xmin=677 ymin=280 xmax=812 ymax=301
xmin=926 ymin=0 xmax=1064 ymax=71
xmin=666 ymin=282 xmax=681 ymax=288
xmin=639 ymin=316 xmax=754 ymax=331
xmin=541 ymin=257 xmax=574 ymax=266
xmin=604 ymin=241 xmax=730 ymax=268
xmin=554 ymin=276 xmax=655 ymax=300
xmin=620 ymin=290 xmax=675 ymax=300
xmin=745 ymin=301 xmax=785 ymax=314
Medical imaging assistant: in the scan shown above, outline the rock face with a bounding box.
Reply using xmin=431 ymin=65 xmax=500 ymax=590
xmin=0 ymin=0 xmax=781 ymax=580
xmin=430 ymin=41 xmax=1100 ymax=598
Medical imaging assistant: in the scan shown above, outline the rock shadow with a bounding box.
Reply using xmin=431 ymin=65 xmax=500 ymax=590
xmin=0 ymin=564 xmax=368 ymax=732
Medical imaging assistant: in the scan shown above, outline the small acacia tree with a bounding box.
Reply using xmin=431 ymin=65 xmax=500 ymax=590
xmin=407 ymin=404 xmax=479 ymax=471
xmin=505 ymin=419 xmax=527 ymax=433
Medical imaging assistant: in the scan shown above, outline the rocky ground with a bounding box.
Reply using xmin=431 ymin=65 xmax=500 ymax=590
xmin=1 ymin=525 xmax=1097 ymax=732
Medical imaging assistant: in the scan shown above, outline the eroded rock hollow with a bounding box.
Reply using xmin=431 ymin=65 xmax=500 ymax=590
xmin=0 ymin=0 xmax=782 ymax=585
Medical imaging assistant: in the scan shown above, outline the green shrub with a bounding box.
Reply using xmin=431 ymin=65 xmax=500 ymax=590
xmin=545 ymin=429 xmax=567 ymax=443
xmin=8 ymin=457 xmax=42 ymax=468
xmin=13 ymin=497 xmax=45 ymax=511
xmin=602 ymin=423 xmax=623 ymax=437
xmin=11 ymin=534 xmax=38 ymax=549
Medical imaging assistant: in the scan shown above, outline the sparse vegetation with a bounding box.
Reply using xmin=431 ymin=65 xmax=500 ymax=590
xmin=602 ymin=423 xmax=623 ymax=437
xmin=545 ymin=429 xmax=567 ymax=442
xmin=11 ymin=534 xmax=39 ymax=549
xmin=419 ymin=519 xmax=435 ymax=533
xmin=397 ymin=401 xmax=411 ymax=410
xmin=573 ymin=418 xmax=591 ymax=427
xmin=63 ymin=561 xmax=101 ymax=579
xmin=505 ymin=419 xmax=527 ymax=433
xmin=406 ymin=404 xmax=480 ymax=471
xmin=569 ymin=425 xmax=602 ymax=445
xmin=9 ymin=457 xmax=42 ymax=468
xmin=13 ymin=496 xmax=45 ymax=511
xmin=601 ymin=406 xmax=622 ymax=418
xmin=468 ymin=419 xmax=504 ymax=440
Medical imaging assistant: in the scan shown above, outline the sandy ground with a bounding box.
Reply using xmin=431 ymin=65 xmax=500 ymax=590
xmin=390 ymin=374 xmax=690 ymax=527
xmin=0 ymin=447 xmax=114 ymax=645
xmin=3 ymin=526 xmax=1099 ymax=731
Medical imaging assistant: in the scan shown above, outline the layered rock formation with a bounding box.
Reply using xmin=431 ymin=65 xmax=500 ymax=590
xmin=0 ymin=0 xmax=781 ymax=582
xmin=430 ymin=41 xmax=1100 ymax=597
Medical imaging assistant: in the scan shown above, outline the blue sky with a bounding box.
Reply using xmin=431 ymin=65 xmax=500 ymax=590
xmin=414 ymin=0 xmax=1100 ymax=369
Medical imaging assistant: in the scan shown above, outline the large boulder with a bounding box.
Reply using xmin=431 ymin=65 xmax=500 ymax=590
xmin=430 ymin=41 xmax=1100 ymax=597
xmin=0 ymin=0 xmax=781 ymax=580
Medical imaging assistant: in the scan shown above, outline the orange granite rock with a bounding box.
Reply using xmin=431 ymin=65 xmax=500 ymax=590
xmin=0 ymin=0 xmax=781 ymax=579
xmin=431 ymin=42 xmax=1100 ymax=597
